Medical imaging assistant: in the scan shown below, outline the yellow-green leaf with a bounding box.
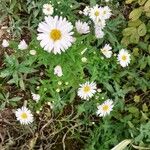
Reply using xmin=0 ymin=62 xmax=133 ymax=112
xmin=126 ymin=0 xmax=136 ymax=4
xmin=128 ymin=19 xmax=142 ymax=27
xmin=129 ymin=8 xmax=142 ymax=21
xmin=122 ymin=27 xmax=136 ymax=36
xmin=146 ymin=12 xmax=150 ymax=17
xmin=138 ymin=23 xmax=147 ymax=36
xmin=138 ymin=0 xmax=147 ymax=5
xmin=142 ymin=103 xmax=148 ymax=112
xmin=134 ymin=95 xmax=140 ymax=103
xmin=121 ymin=36 xmax=130 ymax=47
xmin=144 ymin=0 xmax=150 ymax=12
xmin=130 ymin=32 xmax=140 ymax=43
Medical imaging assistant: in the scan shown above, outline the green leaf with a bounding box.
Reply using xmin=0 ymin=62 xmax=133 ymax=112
xmin=138 ymin=23 xmax=147 ymax=36
xmin=90 ymin=0 xmax=96 ymax=6
xmin=129 ymin=8 xmax=142 ymax=21
xmin=138 ymin=0 xmax=147 ymax=5
xmin=144 ymin=0 xmax=150 ymax=12
xmin=130 ymin=32 xmax=140 ymax=43
xmin=134 ymin=95 xmax=140 ymax=103
xmin=122 ymin=27 xmax=136 ymax=36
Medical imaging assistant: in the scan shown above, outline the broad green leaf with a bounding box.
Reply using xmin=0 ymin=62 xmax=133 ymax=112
xmin=138 ymin=0 xmax=147 ymax=5
xmin=129 ymin=8 xmax=142 ymax=21
xmin=138 ymin=23 xmax=147 ymax=36
xmin=126 ymin=0 xmax=136 ymax=4
xmin=130 ymin=32 xmax=140 ymax=43
xmin=144 ymin=0 xmax=150 ymax=12
xmin=128 ymin=19 xmax=142 ymax=27
xmin=122 ymin=27 xmax=136 ymax=36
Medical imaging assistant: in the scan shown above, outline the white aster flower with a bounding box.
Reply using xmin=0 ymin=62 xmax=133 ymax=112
xmin=75 ymin=20 xmax=90 ymax=34
xmin=117 ymin=49 xmax=131 ymax=67
xmin=101 ymin=6 xmax=112 ymax=20
xmin=18 ymin=40 xmax=28 ymax=50
xmin=83 ymin=6 xmax=90 ymax=16
xmin=101 ymin=44 xmax=112 ymax=58
xmin=54 ymin=65 xmax=63 ymax=77
xmin=89 ymin=5 xmax=102 ymax=22
xmin=31 ymin=93 xmax=40 ymax=102
xmin=29 ymin=50 xmax=37 ymax=55
xmin=43 ymin=4 xmax=54 ymax=16
xmin=96 ymin=99 xmax=114 ymax=117
xmin=95 ymin=19 xmax=106 ymax=29
xmin=95 ymin=25 xmax=104 ymax=39
xmin=78 ymin=81 xmax=97 ymax=100
xmin=2 ymin=39 xmax=9 ymax=47
xmin=37 ymin=16 xmax=74 ymax=54
xmin=15 ymin=106 xmax=33 ymax=125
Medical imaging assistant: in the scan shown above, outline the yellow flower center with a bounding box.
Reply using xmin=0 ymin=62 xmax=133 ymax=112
xmin=83 ymin=85 xmax=91 ymax=93
xmin=50 ymin=29 xmax=62 ymax=41
xmin=94 ymin=11 xmax=99 ymax=16
xmin=102 ymin=105 xmax=109 ymax=111
xmin=122 ymin=55 xmax=127 ymax=61
xmin=21 ymin=112 xmax=28 ymax=119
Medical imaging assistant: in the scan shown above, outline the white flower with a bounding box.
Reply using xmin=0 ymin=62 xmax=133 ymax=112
xmin=15 ymin=106 xmax=33 ymax=125
xmin=96 ymin=99 xmax=114 ymax=117
xmin=101 ymin=6 xmax=112 ymax=20
xmin=18 ymin=40 xmax=28 ymax=50
xmin=81 ymin=57 xmax=87 ymax=63
xmin=54 ymin=65 xmax=63 ymax=77
xmin=75 ymin=20 xmax=90 ymax=34
xmin=83 ymin=6 xmax=90 ymax=16
xmin=95 ymin=26 xmax=104 ymax=39
xmin=89 ymin=5 xmax=102 ymax=22
xmin=43 ymin=4 xmax=54 ymax=16
xmin=105 ymin=0 xmax=110 ymax=2
xmin=101 ymin=44 xmax=112 ymax=58
xmin=37 ymin=16 xmax=74 ymax=54
xmin=78 ymin=81 xmax=97 ymax=100
xmin=95 ymin=19 xmax=106 ymax=29
xmin=2 ymin=39 xmax=9 ymax=47
xmin=117 ymin=49 xmax=131 ymax=67
xmin=29 ymin=50 xmax=37 ymax=55
xmin=31 ymin=93 xmax=40 ymax=102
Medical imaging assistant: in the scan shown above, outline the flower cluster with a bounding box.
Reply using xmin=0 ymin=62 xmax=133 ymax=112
xmin=77 ymin=81 xmax=114 ymax=117
xmin=81 ymin=4 xmax=112 ymax=38
xmin=1 ymin=2 xmax=132 ymax=125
